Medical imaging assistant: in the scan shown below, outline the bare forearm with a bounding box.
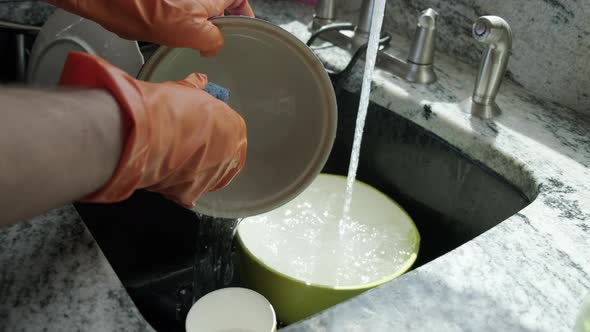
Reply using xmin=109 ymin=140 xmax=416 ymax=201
xmin=0 ymin=88 xmax=124 ymax=226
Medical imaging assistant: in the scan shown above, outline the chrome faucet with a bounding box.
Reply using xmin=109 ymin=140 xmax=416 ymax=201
xmin=309 ymin=0 xmax=438 ymax=84
xmin=351 ymin=0 xmax=374 ymax=49
xmin=466 ymin=16 xmax=512 ymax=118
xmin=312 ymin=0 xmax=337 ymax=29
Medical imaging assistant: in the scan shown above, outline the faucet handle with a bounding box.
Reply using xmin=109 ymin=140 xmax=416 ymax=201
xmin=407 ymin=8 xmax=438 ymax=66
xmin=405 ymin=8 xmax=438 ymax=84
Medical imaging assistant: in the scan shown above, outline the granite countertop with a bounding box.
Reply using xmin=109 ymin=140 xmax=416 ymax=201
xmin=1 ymin=0 xmax=589 ymax=331
xmin=0 ymin=1 xmax=55 ymax=26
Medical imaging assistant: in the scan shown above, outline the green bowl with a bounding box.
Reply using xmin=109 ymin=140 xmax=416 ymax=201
xmin=236 ymin=174 xmax=420 ymax=324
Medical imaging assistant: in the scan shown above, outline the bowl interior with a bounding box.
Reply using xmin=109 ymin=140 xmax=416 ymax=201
xmin=237 ymin=174 xmax=420 ymax=290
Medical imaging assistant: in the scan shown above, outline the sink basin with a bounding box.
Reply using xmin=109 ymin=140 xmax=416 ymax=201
xmin=75 ymin=90 xmax=532 ymax=331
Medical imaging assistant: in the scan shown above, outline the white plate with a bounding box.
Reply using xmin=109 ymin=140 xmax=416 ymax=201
xmin=138 ymin=17 xmax=337 ymax=219
xmin=27 ymin=9 xmax=144 ymax=86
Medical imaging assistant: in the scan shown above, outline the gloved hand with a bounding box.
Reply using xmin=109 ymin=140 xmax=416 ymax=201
xmin=47 ymin=0 xmax=254 ymax=56
xmin=59 ymin=52 xmax=247 ymax=207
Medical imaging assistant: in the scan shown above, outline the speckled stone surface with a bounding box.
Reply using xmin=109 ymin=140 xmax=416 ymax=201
xmin=0 ymin=1 xmax=55 ymax=26
xmin=0 ymin=206 xmax=154 ymax=332
xmin=0 ymin=0 xmax=589 ymax=331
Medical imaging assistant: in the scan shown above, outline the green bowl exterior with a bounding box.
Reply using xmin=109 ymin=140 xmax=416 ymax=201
xmin=238 ymin=238 xmax=370 ymax=324
xmin=235 ymin=174 xmax=420 ymax=324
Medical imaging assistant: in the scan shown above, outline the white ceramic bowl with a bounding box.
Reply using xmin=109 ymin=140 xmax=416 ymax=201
xmin=137 ymin=17 xmax=337 ymax=219
xmin=185 ymin=287 xmax=276 ymax=332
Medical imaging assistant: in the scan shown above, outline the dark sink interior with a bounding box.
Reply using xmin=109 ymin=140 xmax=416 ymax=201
xmin=76 ymin=89 xmax=532 ymax=331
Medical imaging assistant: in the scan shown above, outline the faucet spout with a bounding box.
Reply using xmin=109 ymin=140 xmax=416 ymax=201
xmin=309 ymin=2 xmax=439 ymax=85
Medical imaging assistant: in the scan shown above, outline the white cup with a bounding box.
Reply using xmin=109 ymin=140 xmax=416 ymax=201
xmin=186 ymin=287 xmax=277 ymax=332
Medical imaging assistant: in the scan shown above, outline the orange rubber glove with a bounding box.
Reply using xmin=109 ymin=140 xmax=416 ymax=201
xmin=47 ymin=0 xmax=254 ymax=56
xmin=59 ymin=52 xmax=247 ymax=208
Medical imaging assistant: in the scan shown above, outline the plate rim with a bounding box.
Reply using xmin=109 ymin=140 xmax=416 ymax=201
xmin=26 ymin=8 xmax=144 ymax=84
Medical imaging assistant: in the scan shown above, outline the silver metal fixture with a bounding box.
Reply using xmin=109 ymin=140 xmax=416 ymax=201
xmin=405 ymin=8 xmax=438 ymax=83
xmin=0 ymin=20 xmax=41 ymax=32
xmin=310 ymin=4 xmax=438 ymax=84
xmin=312 ymin=0 xmax=337 ymax=29
xmin=309 ymin=33 xmax=392 ymax=94
xmin=351 ymin=0 xmax=374 ymax=49
xmin=0 ymin=19 xmax=41 ymax=83
xmin=16 ymin=34 xmax=26 ymax=82
xmin=467 ymin=16 xmax=512 ymax=118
